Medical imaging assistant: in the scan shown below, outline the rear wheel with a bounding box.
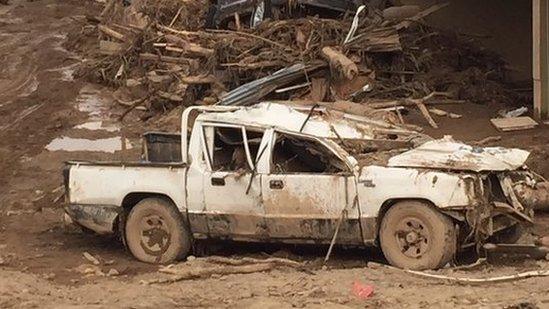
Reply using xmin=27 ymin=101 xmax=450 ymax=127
xmin=379 ymin=201 xmax=456 ymax=270
xmin=125 ymin=198 xmax=191 ymax=264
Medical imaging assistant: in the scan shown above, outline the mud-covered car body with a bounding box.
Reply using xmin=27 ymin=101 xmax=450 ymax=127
xmin=64 ymin=103 xmax=537 ymax=247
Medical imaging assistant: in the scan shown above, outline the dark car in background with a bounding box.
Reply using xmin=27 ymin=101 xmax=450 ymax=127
xmin=205 ymin=0 xmax=388 ymax=28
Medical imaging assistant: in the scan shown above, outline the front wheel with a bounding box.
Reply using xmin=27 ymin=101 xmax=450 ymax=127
xmin=379 ymin=201 xmax=456 ymax=270
xmin=125 ymin=197 xmax=191 ymax=264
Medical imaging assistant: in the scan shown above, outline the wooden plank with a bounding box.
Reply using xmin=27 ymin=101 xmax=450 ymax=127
xmin=409 ymin=99 xmax=438 ymax=128
xmin=490 ymin=117 xmax=539 ymax=132
xmin=321 ymin=46 xmax=358 ymax=80
xmin=98 ymin=25 xmax=126 ymax=41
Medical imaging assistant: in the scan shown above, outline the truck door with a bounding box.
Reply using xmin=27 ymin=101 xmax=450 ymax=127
xmin=260 ymin=131 xmax=362 ymax=244
xmin=200 ymin=124 xmax=267 ymax=240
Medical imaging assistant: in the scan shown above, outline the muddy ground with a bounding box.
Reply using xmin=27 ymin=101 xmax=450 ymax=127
xmin=0 ymin=0 xmax=548 ymax=308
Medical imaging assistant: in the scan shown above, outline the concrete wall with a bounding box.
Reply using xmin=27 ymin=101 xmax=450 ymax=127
xmin=398 ymin=0 xmax=533 ymax=83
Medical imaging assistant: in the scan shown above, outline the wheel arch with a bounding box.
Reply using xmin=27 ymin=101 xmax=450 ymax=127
xmin=121 ymin=192 xmax=179 ymax=211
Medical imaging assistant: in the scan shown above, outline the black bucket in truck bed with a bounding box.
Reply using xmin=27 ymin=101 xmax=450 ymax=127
xmin=143 ymin=132 xmax=182 ymax=163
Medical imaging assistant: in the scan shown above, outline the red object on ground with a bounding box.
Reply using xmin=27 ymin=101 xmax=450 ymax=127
xmin=352 ymin=281 xmax=375 ymax=299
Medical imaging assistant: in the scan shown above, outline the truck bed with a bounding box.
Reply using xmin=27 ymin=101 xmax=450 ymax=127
xmin=64 ymin=131 xmax=187 ymax=234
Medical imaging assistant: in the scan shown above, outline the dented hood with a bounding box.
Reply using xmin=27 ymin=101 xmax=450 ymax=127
xmin=387 ymin=136 xmax=530 ymax=172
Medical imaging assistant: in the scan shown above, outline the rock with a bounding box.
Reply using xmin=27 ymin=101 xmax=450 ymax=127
xmin=107 ymin=268 xmax=120 ymax=276
xmin=0 ymin=256 xmax=5 ymax=265
xmin=83 ymin=252 xmax=101 ymax=265
xmin=187 ymin=255 xmax=196 ymax=261
xmin=6 ymin=210 xmax=20 ymax=216
xmin=84 ymin=267 xmax=97 ymax=274
xmin=75 ymin=264 xmax=104 ymax=276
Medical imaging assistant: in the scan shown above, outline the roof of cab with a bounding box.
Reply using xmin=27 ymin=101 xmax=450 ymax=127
xmin=195 ymin=102 xmax=417 ymax=140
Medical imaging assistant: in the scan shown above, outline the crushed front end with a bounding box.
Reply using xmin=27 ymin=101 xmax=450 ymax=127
xmin=459 ymin=170 xmax=542 ymax=248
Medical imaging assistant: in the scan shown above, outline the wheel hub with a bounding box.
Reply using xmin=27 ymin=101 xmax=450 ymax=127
xmin=139 ymin=215 xmax=170 ymax=256
xmin=395 ymin=217 xmax=430 ymax=259
xmin=405 ymin=231 xmax=419 ymax=243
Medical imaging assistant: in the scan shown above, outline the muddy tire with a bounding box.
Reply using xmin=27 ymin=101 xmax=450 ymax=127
xmin=379 ymin=201 xmax=456 ymax=270
xmin=125 ymin=198 xmax=191 ymax=264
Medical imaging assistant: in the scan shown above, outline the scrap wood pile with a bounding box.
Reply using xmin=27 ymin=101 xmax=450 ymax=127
xmin=81 ymin=0 xmax=521 ymax=128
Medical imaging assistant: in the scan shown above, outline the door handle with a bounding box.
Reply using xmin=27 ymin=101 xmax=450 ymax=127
xmin=269 ymin=179 xmax=284 ymax=190
xmin=211 ymin=177 xmax=225 ymax=186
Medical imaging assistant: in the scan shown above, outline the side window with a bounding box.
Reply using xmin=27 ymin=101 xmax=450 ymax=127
xmin=271 ymin=133 xmax=348 ymax=174
xmin=203 ymin=126 xmax=264 ymax=172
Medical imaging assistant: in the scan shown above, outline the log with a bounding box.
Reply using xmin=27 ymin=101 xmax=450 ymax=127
xmin=321 ymin=46 xmax=358 ymax=80
xmin=157 ymin=24 xmax=209 ymax=37
xmin=100 ymin=0 xmax=116 ymax=17
xmin=164 ymin=35 xmax=215 ymax=57
xmin=409 ymin=98 xmax=438 ymax=128
xmin=139 ymin=53 xmax=195 ymax=65
xmin=204 ymin=256 xmax=302 ymax=267
xmin=169 ymin=5 xmax=184 ymax=27
xmin=179 ymin=75 xmax=218 ymax=84
xmin=368 ymin=262 xmax=549 ymax=285
xmin=145 ymin=263 xmax=275 ymax=284
xmin=98 ymin=25 xmax=125 ymax=41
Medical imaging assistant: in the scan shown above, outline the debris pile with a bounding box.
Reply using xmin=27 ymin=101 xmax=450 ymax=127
xmin=81 ymin=1 xmax=521 ymax=125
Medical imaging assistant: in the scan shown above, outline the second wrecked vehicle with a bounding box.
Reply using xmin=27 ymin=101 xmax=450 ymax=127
xmin=63 ymin=103 xmax=543 ymax=270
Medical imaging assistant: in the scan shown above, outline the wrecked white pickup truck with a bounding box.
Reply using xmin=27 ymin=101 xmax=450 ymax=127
xmin=64 ymin=102 xmax=544 ymax=270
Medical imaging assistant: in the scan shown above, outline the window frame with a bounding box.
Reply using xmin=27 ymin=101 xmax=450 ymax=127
xmin=199 ymin=122 xmax=264 ymax=172
xmin=268 ymin=129 xmax=352 ymax=175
